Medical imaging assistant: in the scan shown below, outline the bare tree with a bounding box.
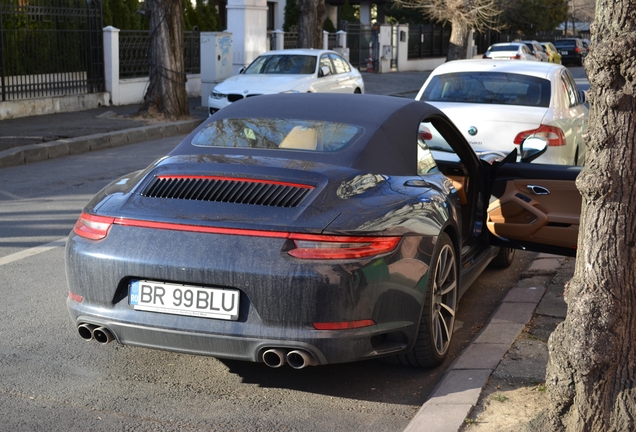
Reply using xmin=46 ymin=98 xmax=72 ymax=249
xmin=531 ymin=1 xmax=636 ymax=431
xmin=138 ymin=0 xmax=190 ymax=120
xmin=297 ymin=0 xmax=325 ymax=48
xmin=395 ymin=0 xmax=502 ymax=61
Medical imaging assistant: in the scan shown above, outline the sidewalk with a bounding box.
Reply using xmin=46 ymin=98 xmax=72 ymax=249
xmin=405 ymin=254 xmax=571 ymax=432
xmin=0 ymin=71 xmax=430 ymax=168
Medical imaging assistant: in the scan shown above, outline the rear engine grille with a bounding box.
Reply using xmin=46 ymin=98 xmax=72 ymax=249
xmin=141 ymin=176 xmax=314 ymax=208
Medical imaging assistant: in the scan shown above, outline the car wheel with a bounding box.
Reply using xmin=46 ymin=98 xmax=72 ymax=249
xmin=393 ymin=232 xmax=458 ymax=367
xmin=489 ymin=247 xmax=515 ymax=269
xmin=354 ymin=88 xmax=361 ymax=94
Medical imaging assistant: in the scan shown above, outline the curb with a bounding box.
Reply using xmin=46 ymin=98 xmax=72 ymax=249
xmin=404 ymin=254 xmax=565 ymax=432
xmin=0 ymin=117 xmax=204 ymax=169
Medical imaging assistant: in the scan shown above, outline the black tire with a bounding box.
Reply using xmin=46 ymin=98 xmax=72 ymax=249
xmin=393 ymin=232 xmax=458 ymax=367
xmin=489 ymin=247 xmax=515 ymax=269
xmin=354 ymin=88 xmax=362 ymax=94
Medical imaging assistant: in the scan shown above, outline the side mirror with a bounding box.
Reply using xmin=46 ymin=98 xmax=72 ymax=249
xmin=319 ymin=66 xmax=331 ymax=77
xmin=239 ymin=67 xmax=246 ymax=74
xmin=519 ymin=136 xmax=548 ymax=163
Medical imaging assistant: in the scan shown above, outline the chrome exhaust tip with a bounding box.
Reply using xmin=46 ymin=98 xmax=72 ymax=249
xmin=77 ymin=323 xmax=97 ymax=341
xmin=93 ymin=327 xmax=114 ymax=344
xmin=262 ymin=349 xmax=287 ymax=368
xmin=286 ymin=350 xmax=318 ymax=369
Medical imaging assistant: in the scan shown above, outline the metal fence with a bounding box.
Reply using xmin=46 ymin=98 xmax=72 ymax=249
xmin=340 ymin=22 xmax=374 ymax=70
xmin=407 ymin=24 xmax=451 ymax=59
xmin=0 ymin=0 xmax=104 ymax=102
xmin=119 ymin=30 xmax=201 ymax=79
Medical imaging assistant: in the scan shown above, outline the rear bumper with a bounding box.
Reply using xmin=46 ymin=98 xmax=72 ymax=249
xmin=68 ymin=299 xmax=414 ymax=365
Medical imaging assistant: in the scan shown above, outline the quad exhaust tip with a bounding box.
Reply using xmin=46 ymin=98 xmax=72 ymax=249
xmin=262 ymin=348 xmax=319 ymax=369
xmin=77 ymin=323 xmax=114 ymax=344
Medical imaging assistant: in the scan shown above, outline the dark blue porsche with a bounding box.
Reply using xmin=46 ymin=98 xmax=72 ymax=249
xmin=66 ymin=94 xmax=580 ymax=368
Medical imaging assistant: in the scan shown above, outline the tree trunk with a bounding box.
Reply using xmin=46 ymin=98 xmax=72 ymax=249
xmin=446 ymin=24 xmax=468 ymax=61
xmin=532 ymin=2 xmax=636 ymax=431
xmin=138 ymin=0 xmax=190 ymax=120
xmin=298 ymin=0 xmax=324 ymax=48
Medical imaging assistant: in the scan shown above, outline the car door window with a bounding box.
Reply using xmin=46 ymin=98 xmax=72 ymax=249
xmin=329 ymin=54 xmax=350 ymax=74
xmin=561 ymin=71 xmax=578 ymax=107
xmin=319 ymin=55 xmax=335 ymax=76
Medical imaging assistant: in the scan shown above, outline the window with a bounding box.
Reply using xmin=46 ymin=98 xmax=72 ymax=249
xmin=561 ymin=71 xmax=579 ymax=107
xmin=329 ymin=54 xmax=350 ymax=74
xmin=319 ymin=55 xmax=335 ymax=75
xmin=191 ymin=118 xmax=364 ymax=152
xmin=422 ymin=72 xmax=551 ymax=107
xmin=244 ymin=55 xmax=317 ymax=75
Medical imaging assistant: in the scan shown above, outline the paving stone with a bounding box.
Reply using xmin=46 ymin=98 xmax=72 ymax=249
xmin=490 ymin=302 xmax=537 ymax=325
xmin=427 ymin=369 xmax=492 ymax=405
xmin=404 ymin=403 xmax=473 ymax=432
xmin=22 ymin=144 xmax=49 ymax=163
xmin=450 ymin=343 xmax=511 ymax=370
xmin=474 ymin=323 xmax=526 ymax=344
xmin=503 ymin=286 xmax=546 ymax=303
xmin=526 ymin=258 xmax=563 ymax=272
xmin=535 ymin=283 xmax=567 ymax=318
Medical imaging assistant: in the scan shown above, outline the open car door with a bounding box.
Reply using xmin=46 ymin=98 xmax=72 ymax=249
xmin=487 ymin=159 xmax=582 ymax=257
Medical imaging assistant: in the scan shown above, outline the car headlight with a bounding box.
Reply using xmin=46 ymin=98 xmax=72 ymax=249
xmin=210 ymin=90 xmax=226 ymax=99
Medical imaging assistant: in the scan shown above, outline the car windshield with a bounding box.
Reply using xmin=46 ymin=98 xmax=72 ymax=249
xmin=243 ymin=55 xmax=317 ymax=75
xmin=421 ymin=72 xmax=551 ymax=107
xmin=554 ymin=40 xmax=576 ymax=48
xmin=191 ymin=118 xmax=363 ymax=152
xmin=488 ymin=45 xmax=520 ymax=52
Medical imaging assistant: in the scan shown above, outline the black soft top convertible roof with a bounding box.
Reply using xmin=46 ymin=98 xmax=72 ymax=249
xmin=171 ymin=93 xmax=446 ymax=176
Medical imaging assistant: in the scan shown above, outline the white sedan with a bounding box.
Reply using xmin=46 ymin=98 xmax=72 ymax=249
xmin=482 ymin=43 xmax=538 ymax=61
xmin=415 ymin=60 xmax=588 ymax=165
xmin=208 ymin=49 xmax=365 ymax=115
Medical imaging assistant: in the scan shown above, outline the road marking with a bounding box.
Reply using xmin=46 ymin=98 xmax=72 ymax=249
xmin=0 ymin=238 xmax=67 ymax=267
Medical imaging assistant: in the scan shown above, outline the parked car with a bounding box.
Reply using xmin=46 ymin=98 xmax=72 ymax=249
xmin=415 ymin=59 xmax=588 ymax=165
xmin=540 ymin=42 xmax=562 ymax=64
xmin=553 ymin=38 xmax=587 ymax=66
xmin=207 ymin=49 xmax=364 ymax=115
xmin=66 ymin=93 xmax=581 ymax=369
xmin=519 ymin=40 xmax=550 ymax=62
xmin=482 ymin=42 xmax=537 ymax=61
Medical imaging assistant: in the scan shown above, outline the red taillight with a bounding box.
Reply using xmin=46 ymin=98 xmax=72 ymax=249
xmin=575 ymin=46 xmax=582 ymax=54
xmin=482 ymin=54 xmax=490 ymax=59
xmin=419 ymin=125 xmax=433 ymax=141
xmin=73 ymin=213 xmax=114 ymax=240
xmin=513 ymin=125 xmax=566 ymax=147
xmin=287 ymin=234 xmax=401 ymax=260
xmin=512 ymin=54 xmax=521 ymax=60
xmin=313 ymin=319 xmax=376 ymax=330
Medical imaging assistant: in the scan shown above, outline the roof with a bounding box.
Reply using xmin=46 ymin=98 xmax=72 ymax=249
xmin=258 ymin=48 xmax=335 ymax=56
xmin=428 ymin=59 xmax=564 ymax=79
xmin=172 ymin=93 xmax=446 ymax=176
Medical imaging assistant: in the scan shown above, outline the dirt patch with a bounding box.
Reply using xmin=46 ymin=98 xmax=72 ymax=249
xmin=460 ymin=375 xmax=548 ymax=431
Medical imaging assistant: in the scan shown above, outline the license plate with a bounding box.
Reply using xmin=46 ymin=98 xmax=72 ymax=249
xmin=561 ymin=50 xmax=568 ymax=55
xmin=129 ymin=280 xmax=239 ymax=320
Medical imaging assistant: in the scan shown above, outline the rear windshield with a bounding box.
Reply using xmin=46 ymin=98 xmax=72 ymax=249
xmin=488 ymin=44 xmax=520 ymax=52
xmin=244 ymin=55 xmax=317 ymax=75
xmin=554 ymin=40 xmax=576 ymax=48
xmin=191 ymin=118 xmax=363 ymax=152
xmin=421 ymin=72 xmax=551 ymax=107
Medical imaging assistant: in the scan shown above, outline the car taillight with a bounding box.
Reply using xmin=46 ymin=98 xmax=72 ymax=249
xmin=513 ymin=125 xmax=566 ymax=147
xmin=512 ymin=54 xmax=521 ymax=60
xmin=482 ymin=54 xmax=490 ymax=59
xmin=73 ymin=213 xmax=114 ymax=240
xmin=419 ymin=125 xmax=433 ymax=141
xmin=287 ymin=234 xmax=401 ymax=260
xmin=575 ymin=46 xmax=582 ymax=54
